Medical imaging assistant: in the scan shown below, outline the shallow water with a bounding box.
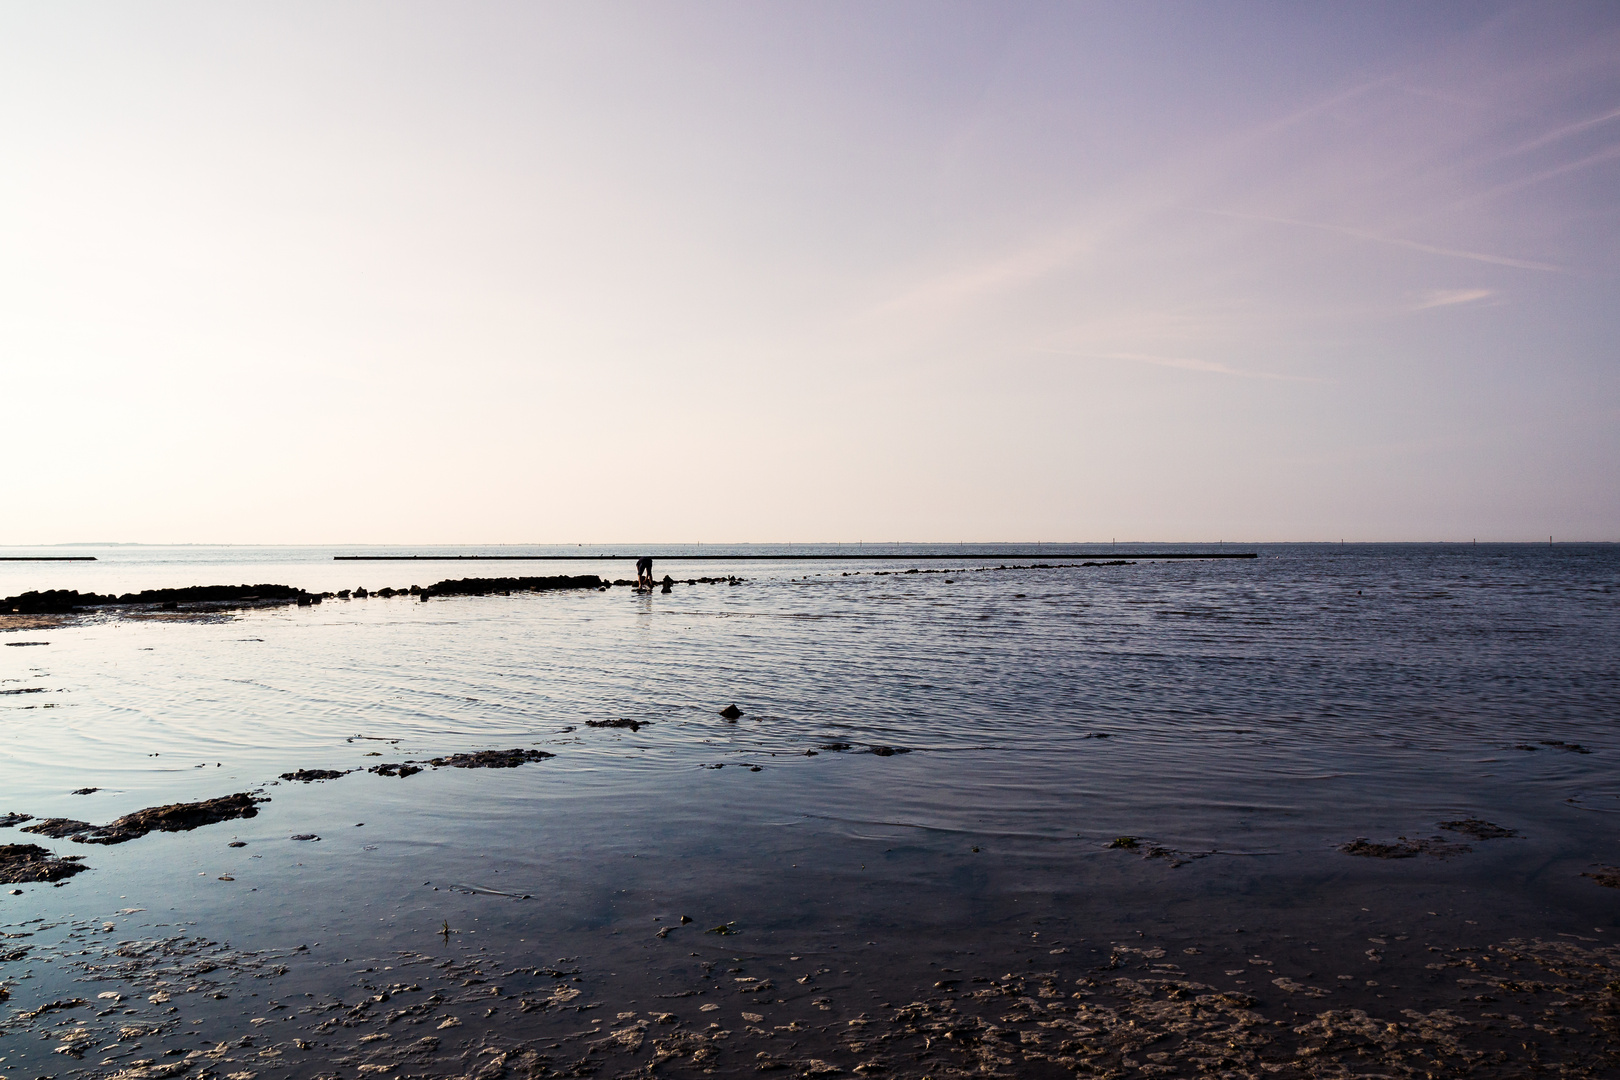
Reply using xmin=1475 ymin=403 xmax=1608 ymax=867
xmin=2 ymin=543 xmax=1618 ymax=1078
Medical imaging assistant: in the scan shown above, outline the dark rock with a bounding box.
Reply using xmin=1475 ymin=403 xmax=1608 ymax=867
xmin=1 ymin=583 xmax=317 ymax=615
xmin=1143 ymin=845 xmax=1206 ymax=868
xmin=0 ymin=843 xmax=88 ymax=884
xmin=279 ymin=769 xmax=351 ymax=783
xmin=586 ymin=719 xmax=644 ymax=732
xmin=1584 ymin=866 xmax=1620 ymax=889
xmin=423 ymin=575 xmax=605 ymax=598
xmin=819 ymin=742 xmax=853 ymax=752
xmin=0 ymin=813 xmax=32 ymax=828
xmin=1439 ymin=818 xmax=1518 ymax=840
xmin=1540 ymin=740 xmax=1593 ymax=754
xmin=228 ymin=841 xmax=247 ymax=848
xmin=1340 ymin=838 xmax=1418 ymax=859
xmin=1341 ymin=835 xmax=1471 ymax=859
xmin=16 ymin=998 xmax=88 ymax=1020
xmin=718 ymin=704 xmax=743 ymax=720
xmin=73 ymin=793 xmax=264 ymax=845
xmin=369 ymin=763 xmax=423 ymax=778
xmin=355 ymin=587 xmax=369 ymax=598
xmin=20 ymin=818 xmax=93 ymax=839
xmin=70 ymin=788 xmax=99 ymax=795
xmin=424 ymin=749 xmax=555 ymax=769
xmin=867 ymin=745 xmax=911 ymax=756
xmin=1108 ymin=837 xmax=1140 ymax=850
xmin=290 ymin=834 xmax=320 ymax=842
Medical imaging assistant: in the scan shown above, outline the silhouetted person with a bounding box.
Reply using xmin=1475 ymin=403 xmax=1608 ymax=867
xmin=636 ymin=557 xmax=654 ymax=591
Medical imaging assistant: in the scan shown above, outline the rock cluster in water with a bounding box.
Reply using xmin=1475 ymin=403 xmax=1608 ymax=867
xmin=280 ymin=769 xmax=351 ymax=783
xmin=367 ymin=748 xmax=555 ymax=777
xmin=0 ymin=842 xmax=87 ymax=883
xmin=17 ymin=794 xmax=263 ymax=846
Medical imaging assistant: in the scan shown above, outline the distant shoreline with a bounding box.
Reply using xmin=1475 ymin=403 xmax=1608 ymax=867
xmin=0 ymin=556 xmax=97 ymax=561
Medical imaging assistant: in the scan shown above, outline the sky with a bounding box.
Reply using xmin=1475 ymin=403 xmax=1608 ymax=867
xmin=1 ymin=1 xmax=1617 ymax=544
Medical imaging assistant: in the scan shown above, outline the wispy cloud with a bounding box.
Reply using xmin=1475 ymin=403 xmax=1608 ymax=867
xmin=1050 ymin=350 xmax=1317 ymax=382
xmin=875 ymin=228 xmax=1097 ymax=313
xmin=1411 ymin=288 xmax=1493 ymax=310
xmin=1466 ymin=141 xmax=1620 ymax=204
xmin=1193 ymin=208 xmax=1565 ymax=272
xmin=1502 ymin=105 xmax=1620 ymax=159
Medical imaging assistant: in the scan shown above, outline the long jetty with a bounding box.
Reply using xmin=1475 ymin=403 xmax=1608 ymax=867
xmin=336 ymin=552 xmax=1257 ymax=561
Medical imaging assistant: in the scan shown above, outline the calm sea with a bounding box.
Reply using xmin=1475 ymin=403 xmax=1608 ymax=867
xmin=2 ymin=543 xmax=1617 ymax=1078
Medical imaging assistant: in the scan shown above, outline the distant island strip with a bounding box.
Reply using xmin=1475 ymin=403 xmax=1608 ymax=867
xmin=0 ymin=556 xmax=98 ymax=561
xmin=336 ymin=552 xmax=1258 ymax=561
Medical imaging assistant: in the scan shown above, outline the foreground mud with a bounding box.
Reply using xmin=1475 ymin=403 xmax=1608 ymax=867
xmin=2 ymin=911 xmax=1618 ymax=1080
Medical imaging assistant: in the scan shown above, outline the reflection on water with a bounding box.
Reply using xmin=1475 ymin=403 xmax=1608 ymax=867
xmin=1 ymin=544 xmax=1618 ymax=1077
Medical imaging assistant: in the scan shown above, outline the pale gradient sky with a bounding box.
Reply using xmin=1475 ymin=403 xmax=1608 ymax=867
xmin=2 ymin=2 xmax=1617 ymax=544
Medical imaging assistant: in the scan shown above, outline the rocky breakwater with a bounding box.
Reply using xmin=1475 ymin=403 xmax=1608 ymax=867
xmin=416 ymin=574 xmax=606 ymax=599
xmin=411 ymin=574 xmax=743 ymax=599
xmin=2 ymin=572 xmax=745 ymax=626
xmin=0 ymin=584 xmax=321 ymax=617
